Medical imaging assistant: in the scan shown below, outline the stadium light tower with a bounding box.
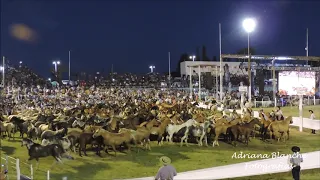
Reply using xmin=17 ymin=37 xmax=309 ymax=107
xmin=242 ymin=18 xmax=256 ymax=103
xmin=189 ymin=55 xmax=196 ymax=61
xmin=149 ymin=65 xmax=155 ymax=73
xmin=52 ymin=60 xmax=60 ymax=73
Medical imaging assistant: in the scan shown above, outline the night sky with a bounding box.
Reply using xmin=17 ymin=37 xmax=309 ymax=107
xmin=1 ymin=0 xmax=320 ymax=78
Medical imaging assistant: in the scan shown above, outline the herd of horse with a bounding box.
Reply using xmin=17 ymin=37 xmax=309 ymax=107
xmin=0 ymin=101 xmax=293 ymax=168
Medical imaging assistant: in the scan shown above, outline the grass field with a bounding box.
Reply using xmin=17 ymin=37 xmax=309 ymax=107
xmin=252 ymin=105 xmax=320 ymax=119
xmin=232 ymin=168 xmax=320 ymax=180
xmin=1 ymin=127 xmax=320 ymax=180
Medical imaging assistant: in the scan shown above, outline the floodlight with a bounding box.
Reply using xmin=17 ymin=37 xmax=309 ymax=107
xmin=242 ymin=18 xmax=256 ymax=33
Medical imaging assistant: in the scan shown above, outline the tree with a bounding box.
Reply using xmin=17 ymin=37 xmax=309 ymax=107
xmin=202 ymin=45 xmax=210 ymax=61
xmin=176 ymin=53 xmax=189 ymax=76
xmin=196 ymin=47 xmax=201 ymax=61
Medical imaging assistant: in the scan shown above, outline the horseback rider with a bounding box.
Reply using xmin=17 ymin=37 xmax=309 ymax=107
xmin=275 ymin=106 xmax=284 ymax=120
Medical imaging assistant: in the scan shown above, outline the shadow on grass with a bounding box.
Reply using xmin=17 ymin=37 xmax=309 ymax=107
xmin=96 ymin=143 xmax=194 ymax=167
xmin=0 ymin=146 xmax=16 ymax=155
xmin=50 ymin=160 xmax=110 ymax=180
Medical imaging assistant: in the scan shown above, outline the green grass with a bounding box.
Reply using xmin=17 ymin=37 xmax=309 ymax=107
xmin=252 ymin=105 xmax=320 ymax=119
xmin=1 ymin=128 xmax=320 ymax=180
xmin=232 ymin=168 xmax=320 ymax=180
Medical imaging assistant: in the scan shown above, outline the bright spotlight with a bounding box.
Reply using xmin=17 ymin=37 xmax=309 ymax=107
xmin=242 ymin=18 xmax=256 ymax=33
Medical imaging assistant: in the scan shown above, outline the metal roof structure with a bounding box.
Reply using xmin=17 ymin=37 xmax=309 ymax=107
xmin=221 ymin=54 xmax=320 ymax=61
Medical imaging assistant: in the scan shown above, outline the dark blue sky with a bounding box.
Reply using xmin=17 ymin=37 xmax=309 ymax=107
xmin=1 ymin=0 xmax=320 ymax=78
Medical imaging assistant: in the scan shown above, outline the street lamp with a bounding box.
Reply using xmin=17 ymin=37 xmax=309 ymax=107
xmin=48 ymin=78 xmax=51 ymax=81
xmin=19 ymin=61 xmax=22 ymax=67
xmin=149 ymin=65 xmax=155 ymax=73
xmin=52 ymin=61 xmax=60 ymax=73
xmin=242 ymin=18 xmax=256 ymax=103
xmin=189 ymin=55 xmax=196 ymax=61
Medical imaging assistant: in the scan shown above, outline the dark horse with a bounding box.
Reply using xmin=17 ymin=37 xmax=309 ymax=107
xmin=10 ymin=117 xmax=31 ymax=138
xmin=21 ymin=138 xmax=74 ymax=169
xmin=78 ymin=133 xmax=104 ymax=157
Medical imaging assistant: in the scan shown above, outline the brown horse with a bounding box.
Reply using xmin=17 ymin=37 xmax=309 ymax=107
xmin=119 ymin=128 xmax=151 ymax=151
xmin=83 ymin=125 xmax=103 ymax=133
xmin=93 ymin=128 xmax=132 ymax=156
xmin=230 ymin=118 xmax=262 ymax=146
xmin=149 ymin=118 xmax=171 ymax=146
xmin=268 ymin=116 xmax=293 ymax=142
xmin=259 ymin=112 xmax=272 ymax=140
xmin=212 ymin=118 xmax=240 ymax=147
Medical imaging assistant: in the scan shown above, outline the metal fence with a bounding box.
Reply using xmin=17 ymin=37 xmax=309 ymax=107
xmin=1 ymin=155 xmax=33 ymax=180
xmin=254 ymin=98 xmax=320 ymax=108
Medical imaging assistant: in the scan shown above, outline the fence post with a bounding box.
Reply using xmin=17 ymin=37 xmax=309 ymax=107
xmin=314 ymin=96 xmax=316 ymax=105
xmin=16 ymin=159 xmax=20 ymax=180
xmin=5 ymin=155 xmax=9 ymax=180
xmin=30 ymin=164 xmax=33 ymax=180
xmin=47 ymin=170 xmax=50 ymax=180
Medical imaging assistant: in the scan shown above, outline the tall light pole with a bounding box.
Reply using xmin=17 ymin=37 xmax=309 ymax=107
xmin=1 ymin=56 xmax=5 ymax=87
xmin=149 ymin=65 xmax=155 ymax=73
xmin=19 ymin=61 xmax=22 ymax=68
xmin=242 ymin=18 xmax=256 ymax=103
xmin=168 ymin=52 xmax=171 ymax=87
xmin=219 ymin=23 xmax=223 ymax=101
xmin=189 ymin=66 xmax=192 ymax=98
xmin=69 ymin=50 xmax=71 ymax=82
xmin=52 ymin=61 xmax=60 ymax=73
xmin=189 ymin=55 xmax=196 ymax=61
xmin=272 ymin=59 xmax=276 ymax=107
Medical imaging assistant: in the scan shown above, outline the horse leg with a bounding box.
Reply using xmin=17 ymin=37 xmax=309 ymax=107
xmin=84 ymin=144 xmax=88 ymax=156
xmin=111 ymin=145 xmax=117 ymax=156
xmin=168 ymin=133 xmax=174 ymax=143
xmin=199 ymin=134 xmax=205 ymax=146
xmin=146 ymin=139 xmax=151 ymax=150
xmin=35 ymin=158 xmax=39 ymax=170
xmin=79 ymin=146 xmax=82 ymax=157
xmin=204 ymin=135 xmax=208 ymax=147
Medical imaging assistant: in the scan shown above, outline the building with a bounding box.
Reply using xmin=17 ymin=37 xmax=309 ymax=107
xmin=180 ymin=61 xmax=256 ymax=79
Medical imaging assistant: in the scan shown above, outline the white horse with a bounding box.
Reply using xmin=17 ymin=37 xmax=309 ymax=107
xmin=72 ymin=119 xmax=86 ymax=128
xmin=189 ymin=120 xmax=213 ymax=146
xmin=166 ymin=119 xmax=198 ymax=146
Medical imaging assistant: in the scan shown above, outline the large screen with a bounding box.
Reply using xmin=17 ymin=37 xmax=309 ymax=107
xmin=278 ymin=71 xmax=316 ymax=96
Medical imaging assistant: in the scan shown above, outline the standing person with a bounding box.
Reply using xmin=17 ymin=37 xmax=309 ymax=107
xmin=309 ymin=110 xmax=316 ymax=134
xmin=275 ymin=106 xmax=284 ymax=120
xmin=155 ymin=156 xmax=177 ymax=180
xmin=290 ymin=146 xmax=303 ymax=180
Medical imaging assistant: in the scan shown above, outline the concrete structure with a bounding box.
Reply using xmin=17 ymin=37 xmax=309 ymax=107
xmin=180 ymin=61 xmax=256 ymax=78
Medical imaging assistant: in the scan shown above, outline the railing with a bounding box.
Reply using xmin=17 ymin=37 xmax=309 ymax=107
xmin=253 ymin=98 xmax=320 ymax=108
xmin=0 ymin=155 xmax=33 ymax=180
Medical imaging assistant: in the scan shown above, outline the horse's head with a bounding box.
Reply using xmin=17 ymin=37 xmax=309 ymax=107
xmin=92 ymin=128 xmax=102 ymax=138
xmin=21 ymin=138 xmax=33 ymax=148
xmin=251 ymin=118 xmax=262 ymax=126
xmin=286 ymin=116 xmax=293 ymax=124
